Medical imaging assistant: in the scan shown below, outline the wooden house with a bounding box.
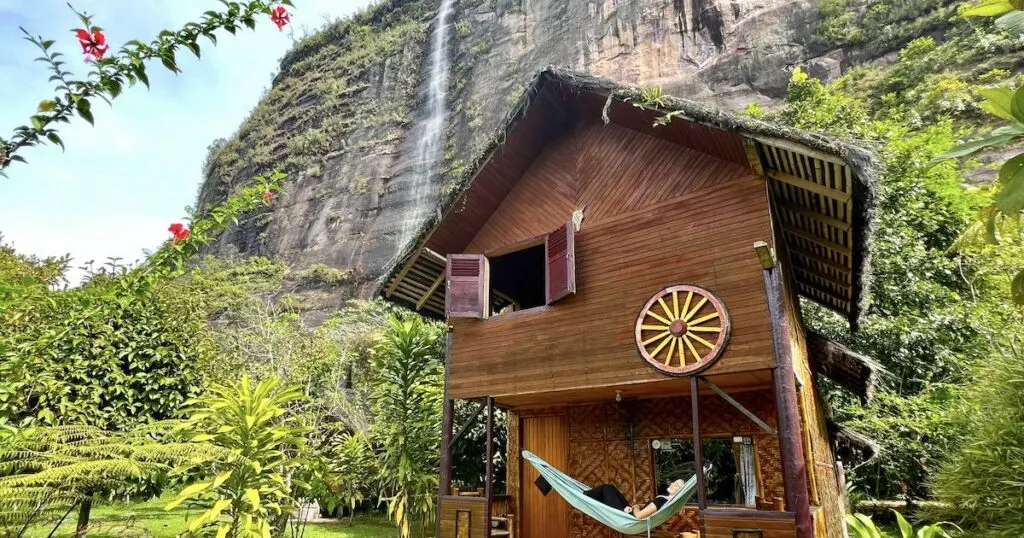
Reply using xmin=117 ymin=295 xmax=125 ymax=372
xmin=380 ymin=69 xmax=880 ymax=538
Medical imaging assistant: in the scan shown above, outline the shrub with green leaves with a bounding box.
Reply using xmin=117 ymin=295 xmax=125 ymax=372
xmin=169 ymin=376 xmax=308 ymax=538
xmin=846 ymin=510 xmax=956 ymax=538
xmin=932 ymin=344 xmax=1024 ymax=537
xmin=369 ymin=316 xmax=444 ymax=538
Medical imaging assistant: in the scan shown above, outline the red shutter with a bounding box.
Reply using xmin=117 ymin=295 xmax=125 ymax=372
xmin=446 ymin=254 xmax=489 ymax=319
xmin=545 ymin=219 xmax=576 ymax=304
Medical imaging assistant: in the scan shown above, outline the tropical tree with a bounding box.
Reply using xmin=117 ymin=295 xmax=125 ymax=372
xmin=0 ymin=422 xmax=221 ymax=537
xmin=369 ymin=316 xmax=444 ymax=538
xmin=325 ymin=432 xmax=377 ymax=525
xmin=168 ymin=376 xmax=308 ymax=538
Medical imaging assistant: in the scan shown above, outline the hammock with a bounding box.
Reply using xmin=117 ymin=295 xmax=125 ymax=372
xmin=522 ymin=450 xmax=704 ymax=536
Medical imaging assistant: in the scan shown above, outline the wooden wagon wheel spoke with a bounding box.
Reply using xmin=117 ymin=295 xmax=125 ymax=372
xmin=634 ymin=284 xmax=731 ymax=376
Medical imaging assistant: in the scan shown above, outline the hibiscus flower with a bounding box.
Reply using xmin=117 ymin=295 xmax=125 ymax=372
xmin=270 ymin=5 xmax=290 ymax=31
xmin=75 ymin=28 xmax=109 ymax=60
xmin=168 ymin=223 xmax=191 ymax=242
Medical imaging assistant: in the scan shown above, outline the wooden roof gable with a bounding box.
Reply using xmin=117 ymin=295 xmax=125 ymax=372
xmin=379 ymin=68 xmax=879 ymax=329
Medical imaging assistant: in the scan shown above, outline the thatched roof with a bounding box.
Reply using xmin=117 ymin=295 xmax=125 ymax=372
xmin=379 ymin=67 xmax=880 ymax=327
xmin=807 ymin=330 xmax=884 ymax=403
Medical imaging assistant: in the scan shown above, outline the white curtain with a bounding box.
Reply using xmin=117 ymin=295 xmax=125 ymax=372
xmin=738 ymin=438 xmax=757 ymax=507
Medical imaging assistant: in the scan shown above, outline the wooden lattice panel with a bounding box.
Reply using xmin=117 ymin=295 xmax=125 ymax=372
xmin=756 ymin=139 xmax=858 ymax=318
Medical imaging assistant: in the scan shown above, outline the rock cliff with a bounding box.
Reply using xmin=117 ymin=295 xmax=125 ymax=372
xmin=197 ymin=0 xmax=953 ymax=322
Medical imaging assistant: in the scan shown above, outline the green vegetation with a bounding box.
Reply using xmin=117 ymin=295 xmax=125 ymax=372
xmin=298 ymin=264 xmax=352 ymax=287
xmin=20 ymin=495 xmax=395 ymax=538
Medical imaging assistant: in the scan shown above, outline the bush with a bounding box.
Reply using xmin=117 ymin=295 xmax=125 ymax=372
xmin=932 ymin=345 xmax=1024 ymax=537
xmin=297 ymin=263 xmax=350 ymax=287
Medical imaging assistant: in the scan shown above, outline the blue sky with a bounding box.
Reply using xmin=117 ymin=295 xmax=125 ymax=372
xmin=0 ymin=0 xmax=371 ymax=282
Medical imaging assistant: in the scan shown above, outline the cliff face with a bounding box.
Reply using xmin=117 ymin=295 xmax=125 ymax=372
xmin=197 ymin=0 xmax=949 ymax=322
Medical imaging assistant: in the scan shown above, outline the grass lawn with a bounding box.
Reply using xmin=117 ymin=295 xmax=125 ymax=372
xmin=23 ymin=495 xmax=397 ymax=538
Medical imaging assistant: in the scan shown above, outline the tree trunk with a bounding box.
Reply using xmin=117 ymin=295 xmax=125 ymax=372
xmin=74 ymin=499 xmax=92 ymax=538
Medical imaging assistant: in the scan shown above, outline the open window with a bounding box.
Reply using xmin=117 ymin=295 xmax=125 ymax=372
xmin=446 ymin=219 xmax=576 ymax=319
xmin=651 ymin=437 xmax=758 ymax=507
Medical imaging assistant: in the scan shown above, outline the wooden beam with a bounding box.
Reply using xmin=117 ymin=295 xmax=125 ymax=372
xmin=752 ymin=136 xmax=847 ymax=167
xmin=700 ymin=377 xmax=777 ymax=436
xmin=768 ymin=171 xmax=852 ymax=203
xmin=485 ymin=396 xmax=495 ymax=538
xmin=438 ymin=331 xmax=454 ymax=537
xmin=784 ymin=226 xmax=853 ymax=256
xmin=753 ymin=241 xmax=775 ymax=270
xmin=774 ymin=198 xmax=851 ymax=232
xmin=763 ymin=267 xmax=814 ymax=538
xmin=385 ymin=250 xmax=422 ymax=297
xmin=743 ymin=138 xmax=765 ymax=176
xmin=790 ymin=248 xmax=850 ymax=275
xmin=792 ymin=266 xmax=851 ymax=301
xmin=450 ymin=401 xmax=487 ymax=449
xmin=417 ymin=271 xmax=446 ymax=311
xmin=691 ymin=376 xmax=707 ymax=511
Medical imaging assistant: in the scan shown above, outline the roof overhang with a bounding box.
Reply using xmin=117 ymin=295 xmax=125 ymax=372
xmin=807 ymin=330 xmax=884 ymax=403
xmin=379 ymin=68 xmax=880 ymax=329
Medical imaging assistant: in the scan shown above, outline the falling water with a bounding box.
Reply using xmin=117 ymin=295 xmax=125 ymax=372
xmin=398 ymin=0 xmax=456 ymax=247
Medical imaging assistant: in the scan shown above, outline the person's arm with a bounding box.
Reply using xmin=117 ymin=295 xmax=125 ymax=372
xmin=632 ymin=502 xmax=658 ymax=519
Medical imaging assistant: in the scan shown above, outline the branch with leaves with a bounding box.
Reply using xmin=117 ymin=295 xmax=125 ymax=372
xmin=933 ymin=1 xmax=1024 ymax=304
xmin=0 ymin=0 xmax=294 ymax=177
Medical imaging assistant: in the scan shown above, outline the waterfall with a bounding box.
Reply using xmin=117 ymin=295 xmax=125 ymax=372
xmin=398 ymin=0 xmax=456 ymax=248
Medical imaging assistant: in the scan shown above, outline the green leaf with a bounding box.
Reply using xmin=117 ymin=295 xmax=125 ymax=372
xmin=244 ymin=488 xmax=260 ymax=508
xmin=984 ymin=210 xmax=999 ymax=244
xmin=37 ymin=100 xmax=57 ymax=113
xmin=978 ymin=87 xmax=1016 ymax=121
xmin=166 ymin=481 xmax=211 ymax=510
xmin=76 ymin=99 xmax=94 ymax=126
xmin=1012 ymin=269 xmax=1024 ymax=305
xmin=931 ymin=134 xmax=1017 ymax=163
xmin=997 ymin=9 xmax=1024 ymax=35
xmin=47 ymin=132 xmax=65 ymax=151
xmin=961 ymin=0 xmax=1015 ymax=16
xmin=994 ymin=154 xmax=1024 ymax=214
xmin=212 ymin=470 xmax=233 ymax=488
xmin=1012 ymin=85 xmax=1024 ymax=123
xmin=108 ymin=79 xmax=122 ymax=99
xmin=161 ymin=56 xmax=179 ymax=73
xmin=894 ymin=511 xmax=913 ymax=538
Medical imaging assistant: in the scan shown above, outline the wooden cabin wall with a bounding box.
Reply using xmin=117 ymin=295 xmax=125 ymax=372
xmin=449 ymin=120 xmax=776 ymax=401
xmin=772 ymin=219 xmax=846 ymax=538
xmin=512 ymin=390 xmax=785 ymax=538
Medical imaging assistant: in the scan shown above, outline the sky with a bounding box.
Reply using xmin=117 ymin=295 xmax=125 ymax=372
xmin=0 ymin=0 xmax=372 ymax=283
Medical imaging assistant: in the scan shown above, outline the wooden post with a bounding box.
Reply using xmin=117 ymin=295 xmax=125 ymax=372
xmin=690 ymin=377 xmax=707 ymax=510
xmin=485 ymin=396 xmax=495 ymax=538
xmin=763 ymin=267 xmax=813 ymax=538
xmin=438 ymin=329 xmax=455 ymax=538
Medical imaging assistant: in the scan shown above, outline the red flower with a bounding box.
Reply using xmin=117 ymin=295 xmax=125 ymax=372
xmin=270 ymin=5 xmax=290 ymax=31
xmin=168 ymin=222 xmax=190 ymax=242
xmin=262 ymin=191 xmax=273 ymax=201
xmin=75 ymin=28 xmax=108 ymax=60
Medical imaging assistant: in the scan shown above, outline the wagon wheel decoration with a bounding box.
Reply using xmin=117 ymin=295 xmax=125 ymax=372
xmin=634 ymin=284 xmax=731 ymax=376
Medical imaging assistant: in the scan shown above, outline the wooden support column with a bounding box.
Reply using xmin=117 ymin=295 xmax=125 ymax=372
xmin=437 ymin=330 xmax=455 ymax=538
xmin=485 ymin=396 xmax=495 ymax=538
xmin=690 ymin=377 xmax=707 ymax=510
xmin=763 ymin=267 xmax=813 ymax=538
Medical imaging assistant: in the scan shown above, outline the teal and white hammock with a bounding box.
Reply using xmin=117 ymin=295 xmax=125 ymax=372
xmin=522 ymin=450 xmax=704 ymax=536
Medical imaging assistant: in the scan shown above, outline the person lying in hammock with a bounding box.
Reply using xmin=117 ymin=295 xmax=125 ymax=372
xmin=582 ymin=479 xmax=686 ymax=519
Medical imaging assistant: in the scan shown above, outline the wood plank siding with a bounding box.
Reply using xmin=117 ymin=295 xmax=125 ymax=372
xmin=702 ymin=509 xmax=798 ymax=538
xmin=448 ymin=119 xmax=775 ymax=402
xmin=438 ymin=496 xmax=488 ymax=538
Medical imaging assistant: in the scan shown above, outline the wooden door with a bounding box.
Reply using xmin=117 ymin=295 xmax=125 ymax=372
xmin=521 ymin=415 xmax=569 ymax=538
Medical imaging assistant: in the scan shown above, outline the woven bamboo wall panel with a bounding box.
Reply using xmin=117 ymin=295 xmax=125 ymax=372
xmin=507 ymin=409 xmax=521 ymax=533
xmin=562 ymin=393 xmax=784 ymax=538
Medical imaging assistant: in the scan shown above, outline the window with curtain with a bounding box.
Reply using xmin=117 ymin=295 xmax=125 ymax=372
xmin=651 ymin=437 xmax=757 ymax=507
